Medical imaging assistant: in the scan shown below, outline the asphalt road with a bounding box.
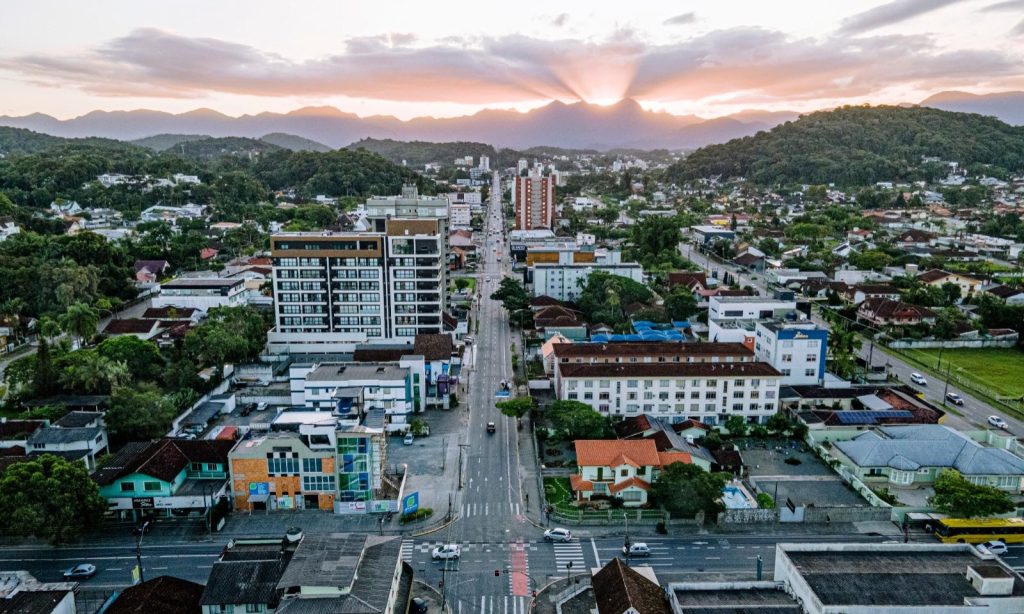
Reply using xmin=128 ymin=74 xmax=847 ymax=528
xmin=680 ymin=239 xmax=1021 ymax=433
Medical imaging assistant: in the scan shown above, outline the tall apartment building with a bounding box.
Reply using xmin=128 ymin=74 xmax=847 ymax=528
xmin=514 ymin=170 xmax=556 ymax=230
xmin=270 ymin=186 xmax=448 ymax=347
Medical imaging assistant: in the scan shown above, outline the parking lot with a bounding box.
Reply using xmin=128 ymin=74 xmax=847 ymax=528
xmin=387 ymin=405 xmax=467 ymax=517
xmin=742 ymin=445 xmax=870 ymax=508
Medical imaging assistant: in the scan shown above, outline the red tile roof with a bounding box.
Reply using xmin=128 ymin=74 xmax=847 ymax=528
xmin=569 ymin=474 xmax=594 ymax=492
xmin=608 ymin=476 xmax=652 ymax=494
xmin=575 ymin=440 xmax=661 ymax=468
xmin=657 ymin=451 xmax=693 ymax=467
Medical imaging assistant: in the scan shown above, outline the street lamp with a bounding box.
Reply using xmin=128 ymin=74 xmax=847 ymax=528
xmin=623 ymin=512 xmax=629 ymax=549
xmin=135 ymin=520 xmax=151 ymax=584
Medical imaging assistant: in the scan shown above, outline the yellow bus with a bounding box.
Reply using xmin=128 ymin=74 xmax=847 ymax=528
xmin=931 ymin=517 xmax=1024 ymax=544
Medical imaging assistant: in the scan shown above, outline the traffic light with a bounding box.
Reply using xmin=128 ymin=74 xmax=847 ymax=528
xmin=494 ymin=569 xmax=500 ymax=577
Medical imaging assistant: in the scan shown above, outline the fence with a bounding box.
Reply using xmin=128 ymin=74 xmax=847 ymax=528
xmin=889 ymin=337 xmax=1018 ymax=349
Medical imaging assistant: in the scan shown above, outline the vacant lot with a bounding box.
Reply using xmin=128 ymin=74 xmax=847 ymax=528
xmin=913 ymin=348 xmax=1024 ymax=398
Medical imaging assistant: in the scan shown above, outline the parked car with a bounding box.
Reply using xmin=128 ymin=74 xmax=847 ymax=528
xmin=623 ymin=543 xmax=651 ymax=557
xmin=404 ymin=433 xmax=415 ymax=445
xmin=256 ymin=402 xmax=269 ymax=412
xmin=431 ymin=544 xmax=461 ymax=560
xmin=487 ymin=422 xmax=496 ymax=434
xmin=910 ymin=373 xmax=927 ymax=386
xmin=63 ymin=564 xmax=97 ymax=580
xmin=978 ymin=540 xmax=1008 ymax=555
xmin=544 ymin=528 xmax=572 ymax=542
xmin=945 ymin=392 xmax=965 ymax=406
xmin=411 ymin=597 xmax=429 ymax=614
xmin=988 ymin=415 xmax=1009 ymax=429
xmin=239 ymin=403 xmax=256 ymax=416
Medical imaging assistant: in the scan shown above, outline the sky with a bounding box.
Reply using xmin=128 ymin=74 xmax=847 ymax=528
xmin=1 ymin=0 xmax=1022 ymax=120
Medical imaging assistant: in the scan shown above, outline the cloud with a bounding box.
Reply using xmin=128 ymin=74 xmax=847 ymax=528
xmin=663 ymin=12 xmax=697 ymax=26
xmin=553 ymin=13 xmax=569 ymax=27
xmin=838 ymin=0 xmax=961 ymax=35
xmin=980 ymin=0 xmax=1024 ymax=11
xmin=1013 ymin=18 xmax=1024 ymax=35
xmin=0 ymin=26 xmax=1020 ymax=110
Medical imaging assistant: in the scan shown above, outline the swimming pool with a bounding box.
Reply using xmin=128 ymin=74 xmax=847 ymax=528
xmin=722 ymin=484 xmax=754 ymax=509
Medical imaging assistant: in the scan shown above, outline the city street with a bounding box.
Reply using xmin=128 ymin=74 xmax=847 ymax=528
xmin=680 ymin=239 xmax=1022 ymax=433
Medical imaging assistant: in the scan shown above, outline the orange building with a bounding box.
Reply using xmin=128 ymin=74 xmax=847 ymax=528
xmin=229 ymin=431 xmax=337 ymax=512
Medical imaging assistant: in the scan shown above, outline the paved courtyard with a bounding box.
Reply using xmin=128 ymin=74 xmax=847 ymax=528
xmin=742 ymin=445 xmax=870 ymax=508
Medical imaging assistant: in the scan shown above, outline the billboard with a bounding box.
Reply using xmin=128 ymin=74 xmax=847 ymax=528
xmin=248 ymin=482 xmax=270 ymax=496
xmin=402 ymin=492 xmax=420 ymax=515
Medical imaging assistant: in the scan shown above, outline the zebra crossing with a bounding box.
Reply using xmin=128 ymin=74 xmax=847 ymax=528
xmin=455 ymin=596 xmax=528 ymax=614
xmin=460 ymin=502 xmax=520 ymax=517
xmin=400 ymin=539 xmax=414 ymax=562
xmin=552 ymin=540 xmax=586 ymax=571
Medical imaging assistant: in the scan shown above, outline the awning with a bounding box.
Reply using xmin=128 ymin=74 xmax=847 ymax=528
xmin=248 ymin=493 xmax=270 ymax=503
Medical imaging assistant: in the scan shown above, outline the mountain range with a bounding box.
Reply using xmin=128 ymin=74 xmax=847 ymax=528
xmin=0 ymin=100 xmax=797 ymax=151
xmin=0 ymin=92 xmax=1020 ymax=152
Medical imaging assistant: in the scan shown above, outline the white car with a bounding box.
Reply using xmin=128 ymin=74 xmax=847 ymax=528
xmin=988 ymin=415 xmax=1009 ymax=429
xmin=63 ymin=563 xmax=97 ymax=579
xmin=431 ymin=544 xmax=461 ymax=560
xmin=978 ymin=540 xmax=1008 ymax=555
xmin=623 ymin=543 xmax=651 ymax=557
xmin=544 ymin=528 xmax=572 ymax=542
xmin=909 ymin=373 xmax=927 ymax=386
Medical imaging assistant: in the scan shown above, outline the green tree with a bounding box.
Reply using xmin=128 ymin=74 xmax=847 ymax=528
xmin=60 ymin=302 xmax=99 ymax=349
xmin=97 ymin=335 xmax=165 ymax=382
xmin=547 ymin=400 xmax=612 ymax=439
xmin=651 ymin=462 xmax=727 ymax=519
xmin=38 ymin=317 xmax=62 ymax=342
xmin=766 ymin=412 xmax=792 ymax=437
xmin=724 ymin=415 xmax=749 ymax=437
xmin=182 ymin=306 xmax=269 ymax=370
xmin=454 ymin=278 xmax=472 ymax=292
xmin=33 ymin=337 xmax=58 ymax=398
xmin=822 ymin=310 xmax=862 ymax=379
xmin=663 ymin=287 xmax=698 ymax=322
xmin=57 ymin=350 xmax=129 ymax=394
xmin=628 ymin=216 xmax=684 ymax=270
xmin=496 ymin=396 xmax=534 ymax=419
xmin=931 ymin=469 xmax=1014 ymax=518
xmin=106 ymin=383 xmax=179 ymax=440
xmin=756 ymin=493 xmax=776 ymax=509
xmin=0 ymin=454 xmax=106 ymax=543
xmin=849 ymin=250 xmax=893 ymax=271
xmin=490 ymin=278 xmax=530 ymax=313
xmin=575 ymin=272 xmax=653 ymax=327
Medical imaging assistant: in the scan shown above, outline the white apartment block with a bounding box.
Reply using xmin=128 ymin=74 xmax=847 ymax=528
xmin=531 ymin=263 xmax=644 ymax=301
xmin=557 ymin=361 xmax=782 ymax=426
xmin=753 ymin=321 xmax=828 ymax=386
xmin=152 ymin=277 xmax=247 ymax=312
xmin=448 ymin=202 xmax=471 ymax=228
xmin=708 ymin=296 xmax=800 ymax=322
xmin=296 ymin=362 xmax=423 ymax=432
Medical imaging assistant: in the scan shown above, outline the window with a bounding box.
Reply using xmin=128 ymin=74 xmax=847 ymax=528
xmin=144 ymin=482 xmax=161 ymax=492
xmin=246 ymin=605 xmax=264 ymax=613
xmin=627 ymin=380 xmax=638 ymax=388
xmin=782 ymin=369 xmax=791 ymax=376
xmin=705 ymin=391 xmax=717 ymax=399
xmin=302 ymin=475 xmax=336 ymax=491
xmin=732 ymin=403 xmax=744 ymax=411
xmin=781 ymin=354 xmax=793 ymax=362
xmin=302 ymin=458 xmax=323 ymax=473
xmin=733 ymin=391 xmax=744 ymax=399
xmin=268 ymin=457 xmax=300 ymax=475
xmin=805 ymin=369 xmax=816 ymax=377
xmin=620 ymin=469 xmax=629 ymax=477
xmin=120 ymin=482 xmax=135 ymax=492
xmin=807 ymin=354 xmax=817 ymax=362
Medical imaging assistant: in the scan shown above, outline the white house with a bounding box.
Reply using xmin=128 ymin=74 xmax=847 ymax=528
xmin=753 ymin=321 xmax=827 ymax=386
xmin=152 ymin=277 xmax=247 ymax=312
xmin=530 ymin=263 xmax=644 ymax=301
xmin=293 ymin=361 xmax=426 ymax=433
xmin=571 ymin=439 xmax=701 ymax=506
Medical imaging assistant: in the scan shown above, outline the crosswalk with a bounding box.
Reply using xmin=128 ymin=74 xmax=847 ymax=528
xmin=456 ymin=596 xmax=528 ymax=614
xmin=460 ymin=502 xmax=520 ymax=517
xmin=552 ymin=541 xmax=586 ymax=571
xmin=400 ymin=540 xmax=414 ymax=562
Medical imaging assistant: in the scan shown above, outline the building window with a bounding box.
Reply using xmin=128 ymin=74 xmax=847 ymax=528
xmin=805 ymin=369 xmax=816 ymax=377
xmin=144 ymin=482 xmax=161 ymax=492
xmin=302 ymin=458 xmax=323 ymax=473
xmin=268 ymin=457 xmax=300 ymax=475
xmin=120 ymin=482 xmax=135 ymax=492
xmin=807 ymin=354 xmax=817 ymax=362
xmin=302 ymin=475 xmax=336 ymax=491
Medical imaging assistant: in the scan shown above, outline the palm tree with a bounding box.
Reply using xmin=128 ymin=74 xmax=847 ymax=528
xmin=61 ymin=302 xmax=99 ymax=349
xmin=59 ymin=352 xmax=129 ymax=394
xmin=39 ymin=318 xmax=62 ymax=343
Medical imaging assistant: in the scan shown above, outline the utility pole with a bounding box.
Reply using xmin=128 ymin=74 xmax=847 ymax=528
xmin=134 ymin=520 xmax=150 ymax=584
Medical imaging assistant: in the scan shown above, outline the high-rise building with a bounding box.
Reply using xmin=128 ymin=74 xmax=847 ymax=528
xmin=517 ymin=159 xmax=528 ymax=173
xmin=269 ymin=186 xmax=449 ymax=347
xmin=514 ymin=170 xmax=556 ymax=230
xmin=478 ymin=155 xmax=490 ymax=171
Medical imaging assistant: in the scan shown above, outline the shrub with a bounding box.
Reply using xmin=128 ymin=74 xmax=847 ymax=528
xmin=655 ymin=521 xmax=668 ymax=534
xmin=400 ymin=507 xmax=434 ymax=524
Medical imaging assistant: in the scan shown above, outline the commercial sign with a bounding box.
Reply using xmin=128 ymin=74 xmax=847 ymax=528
xmin=248 ymin=482 xmax=270 ymax=496
xmin=131 ymin=497 xmax=155 ymax=510
xmin=402 ymin=492 xmax=420 ymax=515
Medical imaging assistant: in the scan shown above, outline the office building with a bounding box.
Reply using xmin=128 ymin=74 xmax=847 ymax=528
xmin=754 ymin=321 xmax=828 ymax=385
xmin=514 ymin=170 xmax=556 ymax=230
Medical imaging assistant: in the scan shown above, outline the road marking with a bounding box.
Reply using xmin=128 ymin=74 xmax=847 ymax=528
xmin=591 ymin=538 xmax=601 ymax=568
xmin=107 ymin=567 xmax=123 ymax=571
xmin=705 ymin=557 xmax=721 ymax=560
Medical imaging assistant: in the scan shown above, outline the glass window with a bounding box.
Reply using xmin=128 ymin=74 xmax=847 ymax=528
xmin=144 ymin=482 xmax=161 ymax=492
xmin=120 ymin=482 xmax=135 ymax=492
xmin=302 ymin=458 xmax=323 ymax=473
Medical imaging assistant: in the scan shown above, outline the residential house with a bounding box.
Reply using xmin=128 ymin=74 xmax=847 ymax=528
xmin=847 ymin=283 xmax=901 ymax=306
xmin=832 ymin=425 xmax=1024 ymax=490
xmin=153 ymin=277 xmax=247 ymax=312
xmin=27 ymin=412 xmax=108 ymax=470
xmin=101 ymin=318 xmax=164 ymax=340
xmin=570 ymin=439 xmax=699 ymax=506
xmin=104 ymin=575 xmax=204 ymax=614
xmin=0 ymin=419 xmax=45 ymax=455
xmin=134 ymin=260 xmax=170 ymax=283
xmin=982 ymin=284 xmax=1024 ymax=305
xmin=613 ymin=415 xmax=714 ymax=471
xmin=0 ymin=217 xmax=21 ymax=242
xmin=201 ymin=537 xmax=295 ymax=614
xmin=0 ymin=571 xmax=76 ymax=614
xmin=893 ymin=228 xmax=935 ymax=249
xmin=665 ymin=272 xmax=708 ymax=295
xmin=296 ymin=363 xmax=422 ymax=431
xmin=917 ymin=269 xmax=983 ymax=297
xmin=92 ymin=439 xmax=233 ymax=520
xmin=593 ymin=558 xmax=671 ymax=614
xmin=857 ymin=298 xmax=938 ymax=327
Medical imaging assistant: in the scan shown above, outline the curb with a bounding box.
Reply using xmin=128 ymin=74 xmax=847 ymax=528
xmin=528 ymin=573 xmax=591 ymax=613
xmin=411 ymin=514 xmax=460 ymax=537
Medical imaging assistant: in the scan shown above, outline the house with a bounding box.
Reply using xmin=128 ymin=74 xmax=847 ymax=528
xmin=593 ymin=558 xmax=671 ymax=614
xmin=893 ymin=228 xmax=935 ymax=248
xmin=848 ymin=283 xmax=901 ymax=306
xmin=690 ymin=225 xmax=735 ymax=245
xmin=665 ymin=272 xmax=708 ymax=294
xmin=753 ymin=321 xmax=827 ymax=386
xmin=152 ymin=277 xmax=247 ymax=312
xmin=982 ymin=284 xmax=1024 ymax=305
xmin=571 ymin=439 xmax=699 ymax=506
xmin=101 ymin=318 xmax=164 ymax=340
xmin=27 ymin=418 xmax=108 ymax=471
xmin=141 ymin=307 xmax=202 ymax=322
xmin=917 ymin=269 xmax=982 ymax=297
xmin=732 ymin=251 xmax=765 ymax=272
xmin=832 ymin=425 xmax=1024 ymax=490
xmin=201 ymin=537 xmax=294 ymax=614
xmin=613 ymin=414 xmax=714 ymax=470
xmin=0 ymin=571 xmax=76 ymax=614
xmin=0 ymin=217 xmax=21 ymax=242
xmin=134 ymin=260 xmax=170 ymax=283
xmin=104 ymin=575 xmax=204 ymax=614
xmin=0 ymin=419 xmax=45 ymax=454
xmin=857 ymin=298 xmax=937 ymax=327
xmin=92 ymin=439 xmax=233 ymax=520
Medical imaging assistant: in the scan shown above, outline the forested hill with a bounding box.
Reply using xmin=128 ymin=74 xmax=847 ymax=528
xmin=0 ymin=126 xmax=131 ymax=156
xmin=346 ymin=138 xmax=500 ymax=167
xmin=665 ymin=106 xmax=1024 ymax=186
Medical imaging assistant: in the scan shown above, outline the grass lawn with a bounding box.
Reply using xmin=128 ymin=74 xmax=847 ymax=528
xmin=453 ymin=277 xmax=476 ymax=291
xmin=912 ymin=347 xmax=1024 ymax=398
xmin=543 ymin=477 xmax=573 ymax=508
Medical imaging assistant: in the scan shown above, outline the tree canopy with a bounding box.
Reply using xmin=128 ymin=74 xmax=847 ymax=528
xmin=0 ymin=454 xmax=106 ymax=543
xmin=651 ymin=462 xmax=727 ymax=520
xmin=575 ymin=272 xmax=654 ymax=327
xmin=931 ymin=469 xmax=1015 ymax=518
xmin=546 ymin=400 xmax=613 ymax=439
